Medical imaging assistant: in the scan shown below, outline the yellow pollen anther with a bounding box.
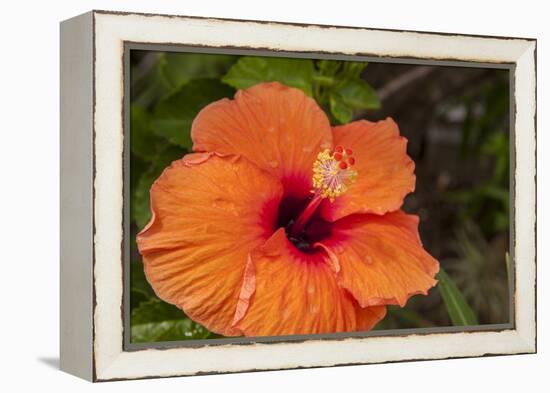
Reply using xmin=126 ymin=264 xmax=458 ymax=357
xmin=312 ymin=148 xmax=357 ymax=202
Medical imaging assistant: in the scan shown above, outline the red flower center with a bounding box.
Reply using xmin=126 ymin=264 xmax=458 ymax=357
xmin=277 ymin=146 xmax=357 ymax=253
xmin=274 ymin=195 xmax=329 ymax=254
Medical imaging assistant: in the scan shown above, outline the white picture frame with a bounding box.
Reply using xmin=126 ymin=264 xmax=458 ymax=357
xmin=60 ymin=10 xmax=536 ymax=382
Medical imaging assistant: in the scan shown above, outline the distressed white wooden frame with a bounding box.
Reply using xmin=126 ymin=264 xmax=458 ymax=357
xmin=60 ymin=10 xmax=536 ymax=382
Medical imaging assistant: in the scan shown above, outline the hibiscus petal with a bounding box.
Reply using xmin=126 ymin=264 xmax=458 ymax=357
xmin=318 ymin=211 xmax=439 ymax=307
xmin=191 ymin=82 xmax=333 ymax=197
xmin=137 ymin=153 xmax=283 ymax=336
xmin=233 ymin=228 xmax=386 ymax=336
xmin=320 ymin=118 xmax=415 ymax=221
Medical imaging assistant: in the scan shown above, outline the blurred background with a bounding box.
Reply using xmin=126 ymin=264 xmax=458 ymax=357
xmin=129 ymin=50 xmax=511 ymax=342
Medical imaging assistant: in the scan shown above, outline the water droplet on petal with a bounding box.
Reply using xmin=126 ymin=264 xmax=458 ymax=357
xmin=309 ymin=305 xmax=319 ymax=314
xmin=211 ymin=198 xmax=238 ymax=216
xmin=302 ymin=146 xmax=313 ymax=153
xmin=269 ymin=160 xmax=279 ymax=168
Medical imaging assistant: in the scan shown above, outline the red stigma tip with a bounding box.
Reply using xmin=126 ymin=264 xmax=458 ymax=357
xmin=345 ymin=148 xmax=353 ymax=156
xmin=335 ymin=146 xmax=343 ymax=153
xmin=348 ymin=157 xmax=355 ymax=166
xmin=333 ymin=152 xmax=343 ymax=161
xmin=339 ymin=161 xmax=348 ymax=170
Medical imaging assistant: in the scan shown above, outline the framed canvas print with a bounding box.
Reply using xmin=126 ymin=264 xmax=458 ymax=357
xmin=60 ymin=10 xmax=537 ymax=382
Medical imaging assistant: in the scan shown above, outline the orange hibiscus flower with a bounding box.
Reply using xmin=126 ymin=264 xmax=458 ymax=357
xmin=137 ymin=82 xmax=439 ymax=337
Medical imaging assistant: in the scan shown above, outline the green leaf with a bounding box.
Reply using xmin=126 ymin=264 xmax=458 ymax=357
xmin=131 ymin=168 xmax=157 ymax=230
xmin=130 ymin=260 xmax=155 ymax=299
xmin=329 ymin=93 xmax=353 ymax=124
xmin=387 ymin=306 xmax=435 ymax=328
xmin=162 ymin=53 xmax=237 ymax=89
xmin=130 ymin=103 xmax=188 ymax=165
xmin=130 ymin=104 xmax=184 ymax=229
xmin=130 ymin=105 xmax=159 ymax=162
xmin=222 ymin=56 xmax=315 ymax=96
xmin=151 ymin=79 xmax=234 ymax=148
xmin=131 ymin=298 xmax=185 ymax=325
xmin=437 ymin=267 xmax=479 ymax=326
xmin=130 ymin=298 xmax=216 ymax=343
xmin=131 ymin=53 xmax=236 ymax=109
xmin=131 ymin=148 xmax=180 ymax=230
xmin=333 ymin=79 xmax=380 ymax=110
xmin=131 ymin=320 xmax=191 ymax=343
xmin=341 ymin=61 xmax=368 ymax=78
xmin=131 ymin=146 xmax=180 ymax=230
xmin=317 ymin=59 xmax=341 ymax=76
xmin=130 ymin=289 xmax=150 ymax=309
xmin=131 ymin=55 xmax=172 ymax=109
xmin=311 ymin=60 xmax=379 ymax=124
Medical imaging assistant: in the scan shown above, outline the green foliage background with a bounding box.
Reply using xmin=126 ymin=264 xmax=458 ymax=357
xmin=129 ymin=51 xmax=510 ymax=342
